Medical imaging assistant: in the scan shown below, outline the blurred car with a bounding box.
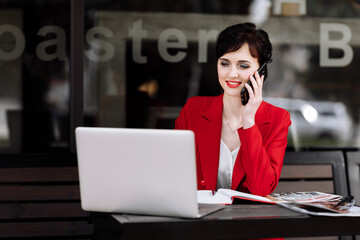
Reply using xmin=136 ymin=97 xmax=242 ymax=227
xmin=264 ymin=97 xmax=354 ymax=146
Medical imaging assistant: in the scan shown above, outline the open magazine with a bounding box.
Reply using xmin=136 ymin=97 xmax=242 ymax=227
xmin=198 ymin=189 xmax=343 ymax=204
xmin=277 ymin=202 xmax=360 ymax=217
xmin=198 ymin=189 xmax=359 ymax=216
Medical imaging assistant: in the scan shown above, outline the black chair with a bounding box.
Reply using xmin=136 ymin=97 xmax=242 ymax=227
xmin=275 ymin=151 xmax=348 ymax=197
xmin=276 ymin=151 xmax=350 ymax=240
xmin=345 ymin=151 xmax=360 ymax=240
xmin=345 ymin=151 xmax=360 ymax=203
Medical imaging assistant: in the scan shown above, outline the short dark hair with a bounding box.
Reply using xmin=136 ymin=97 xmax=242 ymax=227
xmin=215 ymin=22 xmax=272 ymax=65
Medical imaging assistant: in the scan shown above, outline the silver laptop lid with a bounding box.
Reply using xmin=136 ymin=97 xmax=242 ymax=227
xmin=75 ymin=127 xmax=200 ymax=218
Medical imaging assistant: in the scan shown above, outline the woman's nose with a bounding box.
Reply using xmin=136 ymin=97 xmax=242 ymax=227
xmin=228 ymin=67 xmax=239 ymax=78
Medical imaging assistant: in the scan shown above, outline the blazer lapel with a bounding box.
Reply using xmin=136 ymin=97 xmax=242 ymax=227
xmin=197 ymin=95 xmax=223 ymax=190
xmin=255 ymin=101 xmax=271 ymax=142
xmin=232 ymin=101 xmax=271 ymax=190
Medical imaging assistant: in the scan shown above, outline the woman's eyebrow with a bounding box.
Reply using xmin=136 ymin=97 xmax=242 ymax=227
xmin=219 ymin=58 xmax=252 ymax=63
xmin=237 ymin=60 xmax=251 ymax=64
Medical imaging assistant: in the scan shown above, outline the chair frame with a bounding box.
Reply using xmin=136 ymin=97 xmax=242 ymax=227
xmin=283 ymin=151 xmax=349 ymax=197
xmin=345 ymin=151 xmax=360 ymax=203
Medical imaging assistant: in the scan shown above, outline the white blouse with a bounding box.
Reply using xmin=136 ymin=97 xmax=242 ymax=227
xmin=216 ymin=139 xmax=240 ymax=189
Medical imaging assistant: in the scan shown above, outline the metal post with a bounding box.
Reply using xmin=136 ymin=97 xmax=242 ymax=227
xmin=70 ymin=0 xmax=84 ymax=153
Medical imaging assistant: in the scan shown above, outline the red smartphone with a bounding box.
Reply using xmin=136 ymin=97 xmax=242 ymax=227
xmin=240 ymin=63 xmax=268 ymax=105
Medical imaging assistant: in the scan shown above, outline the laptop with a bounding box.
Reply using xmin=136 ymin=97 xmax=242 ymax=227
xmin=75 ymin=127 xmax=224 ymax=218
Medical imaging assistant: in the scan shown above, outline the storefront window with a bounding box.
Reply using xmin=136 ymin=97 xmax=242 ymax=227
xmin=83 ymin=0 xmax=360 ymax=149
xmin=0 ymin=0 xmax=70 ymax=153
xmin=2 ymin=0 xmax=360 ymax=153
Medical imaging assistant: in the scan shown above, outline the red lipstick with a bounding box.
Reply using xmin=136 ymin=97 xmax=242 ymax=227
xmin=226 ymin=81 xmax=241 ymax=88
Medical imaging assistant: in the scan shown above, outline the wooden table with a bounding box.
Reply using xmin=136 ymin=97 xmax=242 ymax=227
xmin=91 ymin=204 xmax=360 ymax=239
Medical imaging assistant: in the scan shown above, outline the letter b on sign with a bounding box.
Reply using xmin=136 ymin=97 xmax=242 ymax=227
xmin=320 ymin=23 xmax=353 ymax=67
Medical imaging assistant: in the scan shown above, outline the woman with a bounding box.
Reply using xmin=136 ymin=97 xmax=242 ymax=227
xmin=175 ymin=22 xmax=291 ymax=196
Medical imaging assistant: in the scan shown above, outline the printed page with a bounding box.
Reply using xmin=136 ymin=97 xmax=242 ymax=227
xmin=197 ymin=190 xmax=232 ymax=204
xmin=288 ymin=201 xmax=349 ymax=213
xmin=267 ymin=191 xmax=343 ymax=203
xmin=198 ymin=189 xmax=344 ymax=205
xmin=218 ymin=189 xmax=274 ymax=203
xmin=278 ymin=203 xmax=360 ymax=217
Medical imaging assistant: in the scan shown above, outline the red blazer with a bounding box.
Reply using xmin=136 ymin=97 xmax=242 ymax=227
xmin=175 ymin=94 xmax=291 ymax=196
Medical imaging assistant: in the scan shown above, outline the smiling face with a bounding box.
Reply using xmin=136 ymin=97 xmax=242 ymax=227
xmin=217 ymin=43 xmax=260 ymax=97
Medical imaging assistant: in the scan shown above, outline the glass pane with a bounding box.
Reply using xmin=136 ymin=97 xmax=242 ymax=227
xmin=0 ymin=0 xmax=70 ymax=153
xmin=84 ymin=0 xmax=360 ymax=149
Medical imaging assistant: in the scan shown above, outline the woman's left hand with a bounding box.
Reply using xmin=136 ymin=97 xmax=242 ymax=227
xmin=242 ymin=71 xmax=264 ymax=129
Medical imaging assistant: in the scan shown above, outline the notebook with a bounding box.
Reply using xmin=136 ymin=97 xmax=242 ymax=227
xmin=75 ymin=127 xmax=224 ymax=218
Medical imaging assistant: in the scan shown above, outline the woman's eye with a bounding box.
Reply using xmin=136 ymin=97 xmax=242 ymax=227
xmin=220 ymin=61 xmax=229 ymax=67
xmin=239 ymin=64 xmax=249 ymax=69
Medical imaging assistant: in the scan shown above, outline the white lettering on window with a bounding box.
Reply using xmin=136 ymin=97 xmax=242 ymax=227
xmin=158 ymin=28 xmax=187 ymax=63
xmin=129 ymin=19 xmax=148 ymax=64
xmin=0 ymin=24 xmax=25 ymax=60
xmin=84 ymin=27 xmax=115 ymax=62
xmin=320 ymin=23 xmax=353 ymax=67
xmin=36 ymin=26 xmax=66 ymax=61
xmin=198 ymin=29 xmax=219 ymax=63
